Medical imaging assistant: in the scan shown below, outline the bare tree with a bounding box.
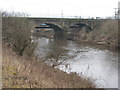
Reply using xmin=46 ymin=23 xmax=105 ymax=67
xmin=2 ymin=11 xmax=36 ymax=56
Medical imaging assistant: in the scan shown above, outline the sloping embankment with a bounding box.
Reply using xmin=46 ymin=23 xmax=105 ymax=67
xmin=2 ymin=45 xmax=95 ymax=88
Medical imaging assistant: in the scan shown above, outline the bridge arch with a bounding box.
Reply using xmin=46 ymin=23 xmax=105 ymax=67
xmin=45 ymin=23 xmax=63 ymax=31
xmin=70 ymin=23 xmax=93 ymax=33
xmin=35 ymin=23 xmax=65 ymax=40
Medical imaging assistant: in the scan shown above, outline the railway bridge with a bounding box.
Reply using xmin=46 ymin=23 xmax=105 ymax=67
xmin=30 ymin=18 xmax=103 ymax=32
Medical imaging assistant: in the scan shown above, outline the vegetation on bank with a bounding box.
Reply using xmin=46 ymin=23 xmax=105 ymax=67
xmin=72 ymin=20 xmax=118 ymax=48
xmin=2 ymin=11 xmax=36 ymax=57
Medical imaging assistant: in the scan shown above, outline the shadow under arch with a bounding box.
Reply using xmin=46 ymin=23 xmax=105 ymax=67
xmin=70 ymin=23 xmax=93 ymax=33
xmin=45 ymin=23 xmax=66 ymax=40
xmin=45 ymin=23 xmax=63 ymax=31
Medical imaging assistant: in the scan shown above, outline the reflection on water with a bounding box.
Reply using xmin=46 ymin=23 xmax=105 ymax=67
xmin=33 ymin=36 xmax=118 ymax=88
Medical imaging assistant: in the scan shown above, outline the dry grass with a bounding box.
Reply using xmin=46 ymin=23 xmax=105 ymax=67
xmin=2 ymin=44 xmax=96 ymax=88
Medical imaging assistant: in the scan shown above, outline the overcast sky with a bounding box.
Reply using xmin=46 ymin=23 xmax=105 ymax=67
xmin=0 ymin=0 xmax=119 ymax=18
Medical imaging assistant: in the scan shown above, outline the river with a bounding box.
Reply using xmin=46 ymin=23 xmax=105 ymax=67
xmin=32 ymin=36 xmax=118 ymax=88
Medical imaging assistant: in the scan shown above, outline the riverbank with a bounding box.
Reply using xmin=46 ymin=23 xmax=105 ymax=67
xmin=68 ymin=20 xmax=118 ymax=49
xmin=2 ymin=44 xmax=96 ymax=88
